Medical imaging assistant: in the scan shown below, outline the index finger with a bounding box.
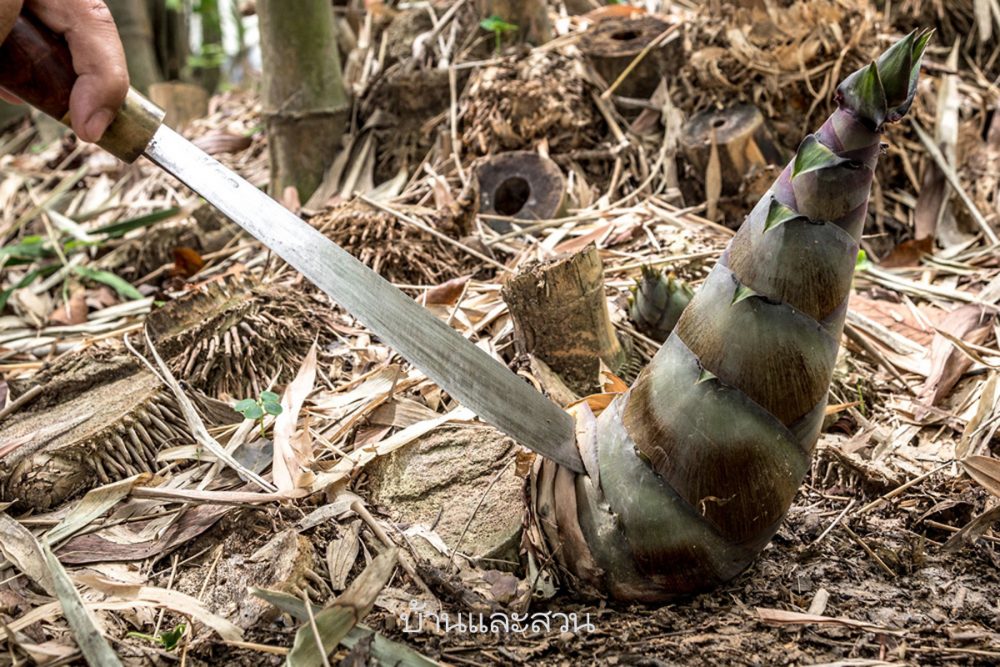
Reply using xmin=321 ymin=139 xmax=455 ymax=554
xmin=25 ymin=0 xmax=128 ymax=142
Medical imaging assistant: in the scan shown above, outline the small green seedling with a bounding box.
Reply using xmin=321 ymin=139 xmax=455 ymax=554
xmin=855 ymin=249 xmax=872 ymax=272
xmin=479 ymin=15 xmax=518 ymax=54
xmin=234 ymin=391 xmax=283 ymax=439
xmin=128 ymin=623 xmax=186 ymax=651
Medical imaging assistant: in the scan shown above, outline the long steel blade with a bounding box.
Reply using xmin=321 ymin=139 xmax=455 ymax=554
xmin=144 ymin=126 xmax=583 ymax=472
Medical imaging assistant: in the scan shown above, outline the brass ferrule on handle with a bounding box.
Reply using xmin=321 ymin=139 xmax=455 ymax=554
xmin=95 ymin=89 xmax=164 ymax=162
xmin=0 ymin=11 xmax=163 ymax=163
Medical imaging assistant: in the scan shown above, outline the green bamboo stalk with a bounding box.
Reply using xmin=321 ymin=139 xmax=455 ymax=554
xmin=539 ymin=30 xmax=932 ymax=601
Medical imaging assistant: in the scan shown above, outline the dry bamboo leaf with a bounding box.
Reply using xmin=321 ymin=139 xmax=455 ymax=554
xmin=288 ymin=548 xmax=397 ymax=667
xmin=918 ymin=305 xmax=992 ymax=408
xmin=958 ymin=373 xmax=999 ymax=459
xmin=130 ymin=486 xmax=306 ymax=504
xmin=755 ymin=608 xmax=903 ymax=635
xmin=327 ymin=520 xmax=362 ymax=591
xmin=309 ymin=406 xmax=475 ymax=493
xmin=298 ymin=492 xmax=361 ymax=531
xmin=553 ymin=224 xmax=613 ymax=255
xmin=273 ymin=342 xmax=319 ymax=491
xmin=248 ymin=588 xmax=441 ymax=666
xmin=44 ymin=474 xmax=150 ymax=546
xmin=705 ymin=128 xmax=722 ymax=221
xmin=58 ymin=505 xmax=231 ymax=565
xmin=75 ymin=573 xmax=243 ymax=642
xmin=961 ymin=456 xmax=1000 ymax=498
xmin=0 ymin=512 xmax=55 ymax=595
xmin=5 ymin=635 xmax=77 ymax=664
xmin=975 ymin=0 xmax=994 ymax=42
xmin=41 ymin=544 xmax=124 ymax=666
xmin=943 ymin=504 xmax=1000 ymax=553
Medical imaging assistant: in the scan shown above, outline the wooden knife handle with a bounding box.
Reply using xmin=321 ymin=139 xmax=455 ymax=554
xmin=0 ymin=10 xmax=164 ymax=162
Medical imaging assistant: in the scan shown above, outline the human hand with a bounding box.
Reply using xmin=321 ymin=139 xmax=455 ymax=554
xmin=0 ymin=0 xmax=128 ymax=143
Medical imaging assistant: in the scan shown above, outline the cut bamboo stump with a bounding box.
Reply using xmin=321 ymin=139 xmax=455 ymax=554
xmin=680 ymin=104 xmax=783 ymax=195
xmin=149 ymin=81 xmax=210 ymax=130
xmin=502 ymin=246 xmax=625 ymax=395
xmin=476 ymin=151 xmax=566 ymax=233
xmin=579 ymin=16 xmax=676 ymax=100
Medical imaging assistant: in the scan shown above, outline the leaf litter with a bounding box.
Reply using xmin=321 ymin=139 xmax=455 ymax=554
xmin=1 ymin=0 xmax=1000 ymax=664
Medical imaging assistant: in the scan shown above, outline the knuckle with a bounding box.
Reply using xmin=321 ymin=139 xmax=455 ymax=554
xmin=85 ymin=1 xmax=114 ymax=23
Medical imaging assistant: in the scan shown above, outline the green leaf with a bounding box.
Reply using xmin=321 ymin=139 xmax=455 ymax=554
xmin=875 ymin=33 xmax=915 ymax=106
xmin=792 ymin=135 xmax=848 ymax=178
xmin=259 ymin=390 xmax=280 ymax=403
xmin=234 ymin=398 xmax=258 ymax=413
xmin=696 ymin=368 xmax=717 ymax=384
xmin=0 ymin=264 xmax=60 ymax=311
xmin=855 ymin=249 xmax=871 ymax=271
xmin=848 ymin=62 xmax=887 ymax=126
xmin=242 ymin=404 xmax=264 ymax=420
xmin=731 ymin=283 xmax=758 ymax=306
xmin=0 ymin=236 xmax=52 ymax=261
xmin=763 ymin=198 xmax=803 ymax=232
xmin=126 ymin=631 xmax=161 ymax=646
xmin=159 ymin=624 xmax=186 ymax=651
xmin=72 ymin=266 xmax=143 ymax=300
xmin=479 ymin=15 xmax=518 ymax=34
xmin=91 ymin=207 xmax=181 ymax=239
xmin=263 ymin=402 xmax=283 ymax=416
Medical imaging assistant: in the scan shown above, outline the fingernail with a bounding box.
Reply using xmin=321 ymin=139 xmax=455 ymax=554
xmin=83 ymin=109 xmax=115 ymax=142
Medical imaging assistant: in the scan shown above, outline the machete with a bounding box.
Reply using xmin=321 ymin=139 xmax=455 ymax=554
xmin=0 ymin=11 xmax=584 ymax=473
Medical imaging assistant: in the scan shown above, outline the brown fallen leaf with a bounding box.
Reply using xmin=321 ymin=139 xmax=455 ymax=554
xmin=918 ymin=304 xmax=992 ymax=408
xmin=553 ymin=224 xmax=613 ymax=255
xmin=172 ymin=246 xmax=206 ymax=278
xmin=567 ymin=392 xmax=618 ymax=416
xmin=584 ymin=4 xmax=646 ymax=21
xmin=57 ymin=504 xmax=231 ymax=564
xmin=755 ymin=607 xmax=904 ymax=635
xmin=849 ymin=294 xmax=941 ymax=347
xmin=48 ymin=288 xmax=88 ymax=325
xmin=880 ymin=237 xmax=934 ymax=268
xmin=191 ymin=130 xmax=253 ymax=155
xmin=422 ymin=275 xmax=471 ymax=306
xmin=961 ymin=455 xmax=1000 ymax=498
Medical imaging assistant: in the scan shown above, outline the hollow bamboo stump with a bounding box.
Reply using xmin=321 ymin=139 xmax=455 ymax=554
xmin=680 ymin=104 xmax=783 ymax=195
xmin=502 ymin=246 xmax=624 ymax=395
xmin=579 ymin=16 xmax=675 ymax=100
xmin=476 ymin=151 xmax=566 ymax=233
